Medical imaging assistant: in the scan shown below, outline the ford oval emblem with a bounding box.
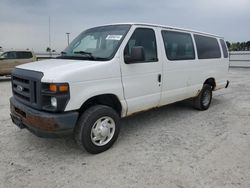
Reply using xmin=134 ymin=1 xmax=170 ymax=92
xmin=17 ymin=85 xmax=24 ymax=92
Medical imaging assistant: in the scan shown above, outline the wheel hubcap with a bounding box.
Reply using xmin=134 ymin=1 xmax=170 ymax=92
xmin=91 ymin=116 xmax=115 ymax=146
xmin=202 ymin=90 xmax=211 ymax=106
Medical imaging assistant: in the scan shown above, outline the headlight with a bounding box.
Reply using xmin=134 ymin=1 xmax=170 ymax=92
xmin=41 ymin=83 xmax=70 ymax=112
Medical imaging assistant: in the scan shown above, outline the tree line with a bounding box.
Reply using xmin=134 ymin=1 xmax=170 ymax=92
xmin=226 ymin=41 xmax=250 ymax=51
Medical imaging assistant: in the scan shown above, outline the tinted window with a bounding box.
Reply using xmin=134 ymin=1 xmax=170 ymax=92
xmin=124 ymin=28 xmax=157 ymax=62
xmin=161 ymin=31 xmax=195 ymax=60
xmin=1 ymin=52 xmax=17 ymax=59
xmin=194 ymin=35 xmax=221 ymax=59
xmin=220 ymin=39 xmax=228 ymax=58
xmin=0 ymin=52 xmax=8 ymax=59
xmin=16 ymin=52 xmax=33 ymax=59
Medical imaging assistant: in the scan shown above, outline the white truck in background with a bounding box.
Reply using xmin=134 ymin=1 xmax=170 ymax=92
xmin=10 ymin=23 xmax=229 ymax=154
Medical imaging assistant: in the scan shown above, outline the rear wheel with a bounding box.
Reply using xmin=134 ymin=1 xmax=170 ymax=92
xmin=193 ymin=84 xmax=212 ymax=110
xmin=74 ymin=105 xmax=120 ymax=154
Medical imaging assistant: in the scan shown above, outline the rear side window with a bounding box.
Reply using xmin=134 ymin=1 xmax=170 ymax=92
xmin=220 ymin=39 xmax=228 ymax=58
xmin=16 ymin=52 xmax=33 ymax=59
xmin=161 ymin=31 xmax=195 ymax=61
xmin=194 ymin=35 xmax=221 ymax=59
xmin=124 ymin=28 xmax=158 ymax=62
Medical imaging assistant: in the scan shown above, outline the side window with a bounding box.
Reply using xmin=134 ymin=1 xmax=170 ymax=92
xmin=124 ymin=28 xmax=157 ymax=62
xmin=4 ymin=52 xmax=17 ymax=59
xmin=220 ymin=39 xmax=229 ymax=58
xmin=16 ymin=52 xmax=33 ymax=59
xmin=161 ymin=31 xmax=195 ymax=60
xmin=0 ymin=52 xmax=8 ymax=58
xmin=194 ymin=35 xmax=221 ymax=59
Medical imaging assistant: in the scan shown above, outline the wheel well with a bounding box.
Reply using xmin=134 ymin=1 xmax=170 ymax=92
xmin=204 ymin=78 xmax=216 ymax=90
xmin=78 ymin=94 xmax=122 ymax=117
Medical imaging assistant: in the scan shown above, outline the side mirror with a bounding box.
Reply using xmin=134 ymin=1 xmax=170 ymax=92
xmin=125 ymin=46 xmax=145 ymax=64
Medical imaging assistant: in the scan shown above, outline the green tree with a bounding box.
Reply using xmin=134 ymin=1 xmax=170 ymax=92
xmin=236 ymin=42 xmax=240 ymax=51
xmin=246 ymin=41 xmax=250 ymax=50
xmin=230 ymin=43 xmax=236 ymax=51
xmin=226 ymin=41 xmax=231 ymax=50
xmin=46 ymin=47 xmax=51 ymax=52
xmin=227 ymin=41 xmax=250 ymax=51
xmin=240 ymin=42 xmax=246 ymax=50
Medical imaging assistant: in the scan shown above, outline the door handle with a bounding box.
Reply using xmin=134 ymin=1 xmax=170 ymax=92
xmin=158 ymin=74 xmax=161 ymax=83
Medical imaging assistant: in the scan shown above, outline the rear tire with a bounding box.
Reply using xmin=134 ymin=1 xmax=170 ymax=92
xmin=74 ymin=105 xmax=120 ymax=154
xmin=193 ymin=84 xmax=212 ymax=110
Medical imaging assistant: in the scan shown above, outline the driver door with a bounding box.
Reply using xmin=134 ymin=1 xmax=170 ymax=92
xmin=120 ymin=27 xmax=162 ymax=115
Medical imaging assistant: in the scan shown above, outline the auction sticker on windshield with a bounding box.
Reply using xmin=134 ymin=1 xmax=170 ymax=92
xmin=106 ymin=35 xmax=122 ymax=40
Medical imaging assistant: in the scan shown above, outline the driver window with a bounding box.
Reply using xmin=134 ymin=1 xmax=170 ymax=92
xmin=124 ymin=28 xmax=158 ymax=62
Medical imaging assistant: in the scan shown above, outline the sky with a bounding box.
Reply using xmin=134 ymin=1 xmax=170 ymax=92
xmin=0 ymin=0 xmax=249 ymax=52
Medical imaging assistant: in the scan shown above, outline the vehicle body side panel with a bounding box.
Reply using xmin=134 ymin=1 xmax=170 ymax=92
xmin=118 ymin=25 xmax=162 ymax=115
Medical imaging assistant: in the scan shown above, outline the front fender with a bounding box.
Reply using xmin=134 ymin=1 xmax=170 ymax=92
xmin=65 ymin=77 xmax=127 ymax=117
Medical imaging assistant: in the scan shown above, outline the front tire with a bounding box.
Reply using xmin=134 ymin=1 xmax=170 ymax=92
xmin=74 ymin=105 xmax=120 ymax=154
xmin=193 ymin=84 xmax=212 ymax=110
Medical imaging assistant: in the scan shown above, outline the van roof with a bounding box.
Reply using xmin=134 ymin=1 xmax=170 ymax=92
xmin=99 ymin=22 xmax=222 ymax=39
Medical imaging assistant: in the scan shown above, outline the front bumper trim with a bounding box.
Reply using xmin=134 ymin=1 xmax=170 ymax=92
xmin=10 ymin=97 xmax=79 ymax=138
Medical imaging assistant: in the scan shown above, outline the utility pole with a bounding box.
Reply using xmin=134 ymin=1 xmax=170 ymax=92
xmin=49 ymin=16 xmax=52 ymax=57
xmin=66 ymin=32 xmax=70 ymax=46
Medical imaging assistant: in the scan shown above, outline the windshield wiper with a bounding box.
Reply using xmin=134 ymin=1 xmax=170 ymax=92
xmin=56 ymin=55 xmax=109 ymax=61
xmin=57 ymin=51 xmax=108 ymax=61
xmin=73 ymin=51 xmax=96 ymax=60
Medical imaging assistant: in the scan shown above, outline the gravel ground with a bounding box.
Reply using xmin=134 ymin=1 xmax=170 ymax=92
xmin=0 ymin=68 xmax=249 ymax=188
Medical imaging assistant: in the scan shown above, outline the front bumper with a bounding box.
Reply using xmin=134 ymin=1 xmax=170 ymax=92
xmin=10 ymin=97 xmax=79 ymax=138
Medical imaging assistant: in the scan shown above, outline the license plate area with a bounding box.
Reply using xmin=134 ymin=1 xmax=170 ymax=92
xmin=10 ymin=113 xmax=25 ymax=129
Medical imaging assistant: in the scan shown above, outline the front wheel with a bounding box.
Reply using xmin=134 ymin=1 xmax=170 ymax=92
xmin=193 ymin=84 xmax=212 ymax=110
xmin=74 ymin=105 xmax=120 ymax=154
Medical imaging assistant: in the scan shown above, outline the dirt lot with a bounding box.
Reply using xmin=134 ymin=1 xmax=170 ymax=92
xmin=0 ymin=68 xmax=249 ymax=188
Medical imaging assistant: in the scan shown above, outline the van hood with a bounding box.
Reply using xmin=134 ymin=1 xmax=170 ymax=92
xmin=16 ymin=59 xmax=119 ymax=83
xmin=17 ymin=59 xmax=98 ymax=73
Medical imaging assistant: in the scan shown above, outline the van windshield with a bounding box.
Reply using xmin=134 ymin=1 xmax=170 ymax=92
xmin=58 ymin=24 xmax=131 ymax=61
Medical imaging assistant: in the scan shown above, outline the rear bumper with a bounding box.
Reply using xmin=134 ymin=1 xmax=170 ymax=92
xmin=10 ymin=97 xmax=79 ymax=138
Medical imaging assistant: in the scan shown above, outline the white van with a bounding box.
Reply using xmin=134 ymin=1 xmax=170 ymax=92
xmin=10 ymin=23 xmax=229 ymax=153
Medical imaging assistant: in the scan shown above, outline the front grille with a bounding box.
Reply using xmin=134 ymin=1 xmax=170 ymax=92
xmin=11 ymin=68 xmax=43 ymax=109
xmin=12 ymin=76 xmax=32 ymax=102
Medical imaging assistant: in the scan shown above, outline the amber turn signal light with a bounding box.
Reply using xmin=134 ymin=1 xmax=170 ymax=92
xmin=49 ymin=84 xmax=57 ymax=92
xmin=49 ymin=83 xmax=69 ymax=93
xmin=59 ymin=85 xmax=69 ymax=92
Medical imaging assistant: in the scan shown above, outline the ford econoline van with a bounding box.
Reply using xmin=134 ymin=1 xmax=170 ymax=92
xmin=10 ymin=23 xmax=229 ymax=153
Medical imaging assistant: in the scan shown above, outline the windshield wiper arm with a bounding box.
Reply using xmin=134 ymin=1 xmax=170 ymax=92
xmin=61 ymin=51 xmax=67 ymax=54
xmin=73 ymin=51 xmax=96 ymax=60
xmin=74 ymin=51 xmax=91 ymax=55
